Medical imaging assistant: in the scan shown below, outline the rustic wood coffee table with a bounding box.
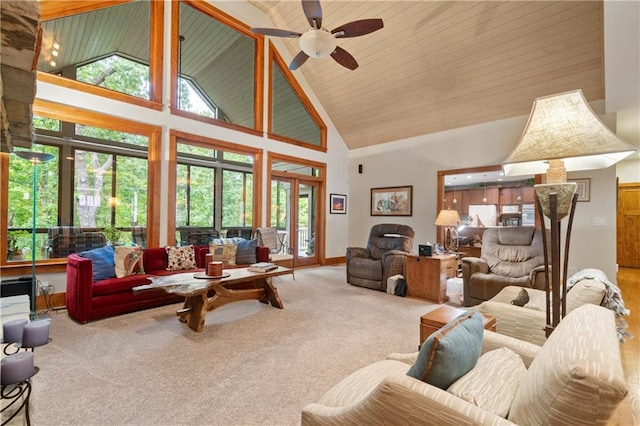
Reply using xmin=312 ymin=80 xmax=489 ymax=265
xmin=420 ymin=305 xmax=496 ymax=347
xmin=133 ymin=267 xmax=292 ymax=332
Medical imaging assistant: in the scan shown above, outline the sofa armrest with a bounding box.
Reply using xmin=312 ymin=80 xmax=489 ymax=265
xmin=256 ymin=246 xmax=270 ymax=263
xmin=530 ymin=265 xmax=548 ymax=291
xmin=461 ymin=257 xmax=489 ymax=306
xmin=65 ymin=253 xmax=94 ymax=323
xmin=482 ymin=329 xmax=541 ymax=368
xmin=386 ymin=351 xmax=418 ymax=365
xmin=302 ymin=373 xmax=515 ymax=426
xmin=461 ymin=256 xmax=488 ymax=275
xmin=381 ymin=250 xmax=409 ymax=285
xmin=345 ymin=247 xmax=370 ymax=283
xmin=478 ymin=300 xmax=548 ymax=346
xmin=346 ymin=247 xmax=369 ymax=260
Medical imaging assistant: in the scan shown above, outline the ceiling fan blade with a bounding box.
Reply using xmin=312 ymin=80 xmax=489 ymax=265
xmin=301 ymin=0 xmax=322 ymax=29
xmin=251 ymin=28 xmax=302 ymax=38
xmin=331 ymin=46 xmax=358 ymax=70
xmin=289 ymin=51 xmax=310 ymax=70
xmin=331 ymin=19 xmax=384 ymax=38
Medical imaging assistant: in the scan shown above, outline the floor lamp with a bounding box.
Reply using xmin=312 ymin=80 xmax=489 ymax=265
xmin=503 ymin=89 xmax=637 ymax=336
xmin=14 ymin=150 xmax=55 ymax=319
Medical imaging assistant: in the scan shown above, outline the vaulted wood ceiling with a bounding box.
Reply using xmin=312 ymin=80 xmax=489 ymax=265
xmin=34 ymin=1 xmax=605 ymax=151
xmin=248 ymin=1 xmax=604 ymax=149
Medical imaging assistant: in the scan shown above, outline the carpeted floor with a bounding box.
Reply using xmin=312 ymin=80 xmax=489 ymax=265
xmin=28 ymin=265 xmax=438 ymax=426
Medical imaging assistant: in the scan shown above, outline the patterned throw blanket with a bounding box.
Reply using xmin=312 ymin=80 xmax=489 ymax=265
xmin=567 ymin=269 xmax=632 ymax=342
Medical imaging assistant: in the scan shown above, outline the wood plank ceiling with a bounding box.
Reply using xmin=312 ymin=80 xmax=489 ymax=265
xmin=248 ymin=0 xmax=604 ymax=149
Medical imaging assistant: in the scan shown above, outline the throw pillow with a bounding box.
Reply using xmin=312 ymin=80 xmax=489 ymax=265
xmin=211 ymin=237 xmax=246 ymax=246
xmin=235 ymin=238 xmax=258 ymax=265
xmin=511 ymin=288 xmax=530 ymax=306
xmin=114 ymin=246 xmax=144 ymax=278
xmin=165 ymin=245 xmax=196 ymax=271
xmin=78 ymin=245 xmax=116 ymax=282
xmin=407 ymin=310 xmax=483 ymax=389
xmin=447 ymin=347 xmax=527 ymax=418
xmin=209 ymin=242 xmax=237 ymax=266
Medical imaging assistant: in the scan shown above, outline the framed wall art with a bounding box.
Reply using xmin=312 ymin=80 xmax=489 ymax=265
xmin=370 ymin=186 xmax=413 ymax=216
xmin=330 ymin=193 xmax=347 ymax=214
xmin=570 ymin=178 xmax=591 ymax=202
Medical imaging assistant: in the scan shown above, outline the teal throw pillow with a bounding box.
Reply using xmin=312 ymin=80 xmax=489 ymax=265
xmin=78 ymin=245 xmax=116 ymax=282
xmin=407 ymin=310 xmax=484 ymax=389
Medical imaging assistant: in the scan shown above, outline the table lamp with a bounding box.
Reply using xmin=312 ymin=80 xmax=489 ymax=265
xmin=434 ymin=209 xmax=461 ymax=253
xmin=502 ymin=89 xmax=637 ymax=335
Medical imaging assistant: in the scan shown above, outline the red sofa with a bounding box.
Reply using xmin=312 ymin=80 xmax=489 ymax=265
xmin=66 ymin=245 xmax=270 ymax=323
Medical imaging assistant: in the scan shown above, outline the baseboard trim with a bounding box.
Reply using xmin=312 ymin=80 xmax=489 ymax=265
xmin=36 ymin=292 xmax=66 ymax=310
xmin=324 ymin=256 xmax=345 ymax=265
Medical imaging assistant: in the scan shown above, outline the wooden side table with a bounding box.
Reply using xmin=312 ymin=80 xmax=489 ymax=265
xmin=420 ymin=305 xmax=496 ymax=346
xmin=405 ymin=254 xmax=457 ymax=303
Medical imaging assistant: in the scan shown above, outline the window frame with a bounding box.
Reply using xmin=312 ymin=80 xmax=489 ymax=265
xmin=268 ymin=42 xmax=327 ymax=153
xmin=38 ymin=0 xmax=164 ymax=110
xmin=169 ymin=0 xmax=264 ymax=136
xmin=0 ymin=99 xmax=163 ymax=272
xmin=168 ymin=130 xmax=263 ymax=246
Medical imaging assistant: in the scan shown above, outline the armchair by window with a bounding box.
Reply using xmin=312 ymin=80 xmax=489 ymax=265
xmin=131 ymin=226 xmax=147 ymax=248
xmin=255 ymin=227 xmax=295 ymax=278
xmin=179 ymin=228 xmax=220 ymax=246
xmin=47 ymin=226 xmax=107 ymax=258
xmin=461 ymin=227 xmax=546 ymax=307
xmin=346 ymin=224 xmax=414 ymax=292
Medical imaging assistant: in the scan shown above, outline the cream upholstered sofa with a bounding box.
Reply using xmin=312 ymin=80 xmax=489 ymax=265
xmin=477 ymin=272 xmax=607 ymax=346
xmin=301 ymin=304 xmax=627 ymax=426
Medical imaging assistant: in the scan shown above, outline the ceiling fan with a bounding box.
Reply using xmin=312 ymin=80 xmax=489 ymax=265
xmin=251 ymin=0 xmax=383 ymax=71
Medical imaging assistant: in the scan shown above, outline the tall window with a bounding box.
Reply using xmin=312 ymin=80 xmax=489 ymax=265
xmin=72 ymin=151 xmax=148 ymax=230
xmin=37 ymin=1 xmax=162 ymax=104
xmin=4 ymin=115 xmax=150 ymax=261
xmin=7 ymin=145 xmax=59 ymax=261
xmin=268 ymin=44 xmax=327 ymax=151
xmin=173 ymin=1 xmax=262 ymax=132
xmin=176 ymin=164 xmax=215 ymax=228
xmin=175 ymin=141 xmax=254 ymax=238
xmin=222 ymin=170 xmax=253 ymax=228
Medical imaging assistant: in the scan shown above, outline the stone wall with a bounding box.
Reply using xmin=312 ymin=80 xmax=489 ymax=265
xmin=1 ymin=0 xmax=41 ymax=152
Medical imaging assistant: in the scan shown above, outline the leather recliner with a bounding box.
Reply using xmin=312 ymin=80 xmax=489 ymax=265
xmin=346 ymin=224 xmax=414 ymax=292
xmin=462 ymin=226 xmax=547 ymax=306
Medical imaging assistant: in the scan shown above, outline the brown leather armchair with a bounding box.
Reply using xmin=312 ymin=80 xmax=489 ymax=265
xmin=346 ymin=224 xmax=414 ymax=292
xmin=462 ymin=227 xmax=547 ymax=306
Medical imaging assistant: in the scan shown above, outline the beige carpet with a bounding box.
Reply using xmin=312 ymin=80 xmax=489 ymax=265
xmin=28 ymin=265 xmax=439 ymax=425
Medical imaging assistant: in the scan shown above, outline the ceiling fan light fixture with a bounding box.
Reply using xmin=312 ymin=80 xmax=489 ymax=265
xmin=299 ymin=29 xmax=336 ymax=58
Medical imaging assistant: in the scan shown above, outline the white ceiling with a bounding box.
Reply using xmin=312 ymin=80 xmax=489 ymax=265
xmin=248 ymin=0 xmax=604 ymax=150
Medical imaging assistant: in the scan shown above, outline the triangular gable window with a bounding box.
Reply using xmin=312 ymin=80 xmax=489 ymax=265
xmin=268 ymin=43 xmax=327 ymax=152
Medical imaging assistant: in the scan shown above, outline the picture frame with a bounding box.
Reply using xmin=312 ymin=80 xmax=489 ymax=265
xmin=570 ymin=178 xmax=591 ymax=202
xmin=329 ymin=193 xmax=347 ymax=214
xmin=370 ymin=185 xmax=413 ymax=216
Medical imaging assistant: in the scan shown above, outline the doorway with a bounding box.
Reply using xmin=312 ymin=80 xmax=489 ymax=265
xmin=270 ymin=177 xmax=319 ymax=267
xmin=617 ymin=182 xmax=640 ymax=268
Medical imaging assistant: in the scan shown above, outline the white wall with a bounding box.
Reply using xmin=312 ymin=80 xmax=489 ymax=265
xmin=606 ymin=0 xmax=640 ymax=184
xmin=347 ymin=0 xmax=638 ymax=283
xmin=348 ymin=112 xmax=619 ymax=280
xmin=32 ymin=0 xmax=351 ymax=294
